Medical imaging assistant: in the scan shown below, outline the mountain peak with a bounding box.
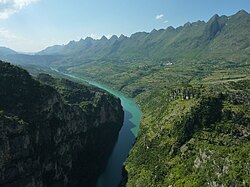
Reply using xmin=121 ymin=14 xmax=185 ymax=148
xmin=109 ymin=35 xmax=118 ymax=41
xmin=119 ymin=34 xmax=127 ymax=40
xmin=130 ymin=32 xmax=148 ymax=39
xmin=100 ymin=36 xmax=108 ymax=41
xmin=68 ymin=40 xmax=76 ymax=45
xmin=184 ymin=22 xmax=192 ymax=27
xmin=85 ymin=36 xmax=94 ymax=41
xmin=237 ymin=9 xmax=249 ymax=15
xmin=210 ymin=14 xmax=220 ymax=21
xmin=151 ymin=29 xmax=158 ymax=34
xmin=166 ymin=26 xmax=175 ymax=31
xmin=205 ymin=14 xmax=221 ymax=40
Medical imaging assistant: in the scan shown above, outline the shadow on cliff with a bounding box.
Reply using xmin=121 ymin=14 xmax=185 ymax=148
xmin=95 ymin=108 xmax=137 ymax=187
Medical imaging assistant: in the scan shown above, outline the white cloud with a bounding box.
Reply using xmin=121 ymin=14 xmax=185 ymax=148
xmin=0 ymin=8 xmax=16 ymax=19
xmin=0 ymin=0 xmax=38 ymax=19
xmin=0 ymin=27 xmax=16 ymax=39
xmin=0 ymin=0 xmax=9 ymax=3
xmin=164 ymin=20 xmax=169 ymax=23
xmin=14 ymin=0 xmax=38 ymax=9
xmin=155 ymin=14 xmax=164 ymax=20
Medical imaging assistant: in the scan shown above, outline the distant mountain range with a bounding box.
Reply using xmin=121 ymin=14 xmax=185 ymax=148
xmin=0 ymin=47 xmax=17 ymax=56
xmin=0 ymin=10 xmax=250 ymax=66
xmin=37 ymin=10 xmax=250 ymax=61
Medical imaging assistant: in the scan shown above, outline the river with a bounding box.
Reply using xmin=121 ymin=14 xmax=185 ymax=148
xmin=51 ymin=69 xmax=142 ymax=187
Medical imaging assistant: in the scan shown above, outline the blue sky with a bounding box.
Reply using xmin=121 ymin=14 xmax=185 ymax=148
xmin=0 ymin=0 xmax=250 ymax=52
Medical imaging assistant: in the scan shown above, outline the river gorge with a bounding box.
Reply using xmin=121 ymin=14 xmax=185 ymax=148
xmin=53 ymin=69 xmax=142 ymax=187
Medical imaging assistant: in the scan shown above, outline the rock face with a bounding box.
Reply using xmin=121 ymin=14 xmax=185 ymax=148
xmin=0 ymin=61 xmax=124 ymax=187
xmin=205 ymin=14 xmax=225 ymax=40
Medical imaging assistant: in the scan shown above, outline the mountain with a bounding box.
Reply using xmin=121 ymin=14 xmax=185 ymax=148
xmin=35 ymin=10 xmax=250 ymax=64
xmin=1 ymin=10 xmax=249 ymax=69
xmin=36 ymin=35 xmax=124 ymax=60
xmin=0 ymin=61 xmax=124 ymax=186
xmin=37 ymin=44 xmax=65 ymax=55
xmin=0 ymin=47 xmax=17 ymax=56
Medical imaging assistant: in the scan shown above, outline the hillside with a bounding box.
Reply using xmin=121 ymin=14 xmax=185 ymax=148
xmin=0 ymin=47 xmax=17 ymax=56
xmin=0 ymin=61 xmax=124 ymax=186
xmin=124 ymin=83 xmax=250 ymax=186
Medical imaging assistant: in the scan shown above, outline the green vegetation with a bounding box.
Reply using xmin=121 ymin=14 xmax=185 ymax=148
xmin=125 ymin=84 xmax=250 ymax=186
xmin=35 ymin=10 xmax=250 ymax=63
xmin=1 ymin=10 xmax=249 ymax=187
xmin=50 ymin=11 xmax=249 ymax=187
xmin=37 ymin=73 xmax=114 ymax=112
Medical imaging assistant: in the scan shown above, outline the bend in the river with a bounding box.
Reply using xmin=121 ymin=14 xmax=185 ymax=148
xmin=51 ymin=68 xmax=142 ymax=187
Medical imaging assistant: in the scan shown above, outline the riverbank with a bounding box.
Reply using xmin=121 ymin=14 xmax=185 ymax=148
xmin=51 ymin=69 xmax=142 ymax=187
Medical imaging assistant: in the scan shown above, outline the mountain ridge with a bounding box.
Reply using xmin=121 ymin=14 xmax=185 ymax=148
xmin=0 ymin=10 xmax=249 ymax=67
xmin=0 ymin=47 xmax=17 ymax=56
xmin=34 ymin=10 xmax=249 ymax=63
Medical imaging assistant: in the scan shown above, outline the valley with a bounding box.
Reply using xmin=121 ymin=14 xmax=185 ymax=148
xmin=0 ymin=9 xmax=249 ymax=187
xmin=51 ymin=69 xmax=142 ymax=187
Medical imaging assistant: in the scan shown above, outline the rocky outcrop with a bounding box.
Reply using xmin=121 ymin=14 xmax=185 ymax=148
xmin=205 ymin=14 xmax=224 ymax=40
xmin=0 ymin=61 xmax=124 ymax=187
xmin=168 ymin=86 xmax=199 ymax=101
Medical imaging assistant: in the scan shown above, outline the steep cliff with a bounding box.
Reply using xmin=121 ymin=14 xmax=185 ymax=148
xmin=124 ymin=82 xmax=250 ymax=186
xmin=0 ymin=61 xmax=124 ymax=187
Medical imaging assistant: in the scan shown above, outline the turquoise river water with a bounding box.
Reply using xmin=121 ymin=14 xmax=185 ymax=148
xmin=53 ymin=69 xmax=142 ymax=187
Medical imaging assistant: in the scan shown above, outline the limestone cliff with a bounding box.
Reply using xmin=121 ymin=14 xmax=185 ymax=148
xmin=0 ymin=61 xmax=124 ymax=187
